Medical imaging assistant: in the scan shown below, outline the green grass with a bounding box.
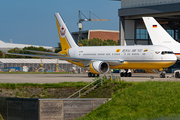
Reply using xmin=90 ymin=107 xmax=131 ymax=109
xmin=0 ymin=82 xmax=91 ymax=98
xmin=81 ymin=81 xmax=180 ymax=120
xmin=0 ymin=82 xmax=90 ymax=89
xmin=0 ymin=114 xmax=3 ymax=120
xmin=81 ymin=80 xmax=133 ymax=98
xmin=1 ymin=80 xmax=180 ymax=119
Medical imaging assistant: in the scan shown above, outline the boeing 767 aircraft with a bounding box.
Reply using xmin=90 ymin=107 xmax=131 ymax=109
xmin=7 ymin=13 xmax=177 ymax=77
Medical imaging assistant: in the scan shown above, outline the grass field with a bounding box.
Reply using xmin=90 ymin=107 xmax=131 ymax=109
xmin=82 ymin=81 xmax=180 ymax=120
xmin=0 ymin=115 xmax=2 ymax=120
xmin=1 ymin=80 xmax=180 ymax=119
xmin=0 ymin=82 xmax=90 ymax=98
xmin=0 ymin=82 xmax=89 ymax=89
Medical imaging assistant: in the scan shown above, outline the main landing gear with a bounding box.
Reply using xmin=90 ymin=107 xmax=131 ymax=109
xmin=88 ymin=72 xmax=100 ymax=77
xmin=120 ymin=69 xmax=132 ymax=77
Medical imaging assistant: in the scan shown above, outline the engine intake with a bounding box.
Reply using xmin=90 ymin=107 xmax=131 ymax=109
xmin=89 ymin=61 xmax=109 ymax=74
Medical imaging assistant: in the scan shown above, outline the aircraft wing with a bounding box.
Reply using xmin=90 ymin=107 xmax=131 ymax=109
xmin=25 ymin=50 xmax=66 ymax=56
xmin=6 ymin=53 xmax=124 ymax=66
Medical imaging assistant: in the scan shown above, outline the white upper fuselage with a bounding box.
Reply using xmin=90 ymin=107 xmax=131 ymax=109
xmin=69 ymin=45 xmax=173 ymax=61
xmin=68 ymin=45 xmax=176 ymax=69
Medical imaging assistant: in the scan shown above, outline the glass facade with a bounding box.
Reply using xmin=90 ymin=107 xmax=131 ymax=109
xmin=136 ymin=29 xmax=178 ymax=40
xmin=136 ymin=29 xmax=149 ymax=39
xmin=167 ymin=29 xmax=178 ymax=40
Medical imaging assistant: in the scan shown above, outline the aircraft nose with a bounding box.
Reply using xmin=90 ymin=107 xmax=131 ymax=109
xmin=171 ymin=54 xmax=177 ymax=62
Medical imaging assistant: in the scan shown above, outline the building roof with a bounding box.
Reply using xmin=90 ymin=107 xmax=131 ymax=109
xmin=0 ymin=40 xmax=54 ymax=51
xmin=120 ymin=0 xmax=180 ymax=9
xmin=0 ymin=59 xmax=70 ymax=64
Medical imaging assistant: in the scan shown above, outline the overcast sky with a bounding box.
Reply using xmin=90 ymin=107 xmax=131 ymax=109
xmin=0 ymin=0 xmax=121 ymax=47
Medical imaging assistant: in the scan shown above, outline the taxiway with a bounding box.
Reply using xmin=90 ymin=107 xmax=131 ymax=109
xmin=0 ymin=73 xmax=179 ymax=84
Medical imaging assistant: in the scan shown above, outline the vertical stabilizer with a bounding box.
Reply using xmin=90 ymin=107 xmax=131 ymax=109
xmin=54 ymin=13 xmax=78 ymax=50
xmin=143 ymin=17 xmax=179 ymax=46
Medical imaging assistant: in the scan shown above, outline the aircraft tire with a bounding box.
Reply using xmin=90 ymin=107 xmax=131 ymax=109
xmin=124 ymin=73 xmax=128 ymax=77
xmin=175 ymin=72 xmax=179 ymax=78
xmin=88 ymin=73 xmax=92 ymax=77
xmin=160 ymin=73 xmax=165 ymax=78
xmin=92 ymin=74 xmax=95 ymax=77
xmin=162 ymin=74 xmax=165 ymax=78
xmin=120 ymin=72 xmax=124 ymax=77
xmin=97 ymin=74 xmax=100 ymax=77
xmin=127 ymin=73 xmax=132 ymax=77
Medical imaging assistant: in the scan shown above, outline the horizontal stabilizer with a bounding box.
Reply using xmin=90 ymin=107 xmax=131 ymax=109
xmin=26 ymin=50 xmax=66 ymax=56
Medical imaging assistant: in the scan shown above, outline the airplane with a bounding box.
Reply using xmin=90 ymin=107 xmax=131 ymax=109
xmin=7 ymin=13 xmax=177 ymax=78
xmin=142 ymin=17 xmax=180 ymax=60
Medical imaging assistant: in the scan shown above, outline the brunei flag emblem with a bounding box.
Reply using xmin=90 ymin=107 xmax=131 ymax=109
xmin=153 ymin=25 xmax=157 ymax=28
xmin=116 ymin=49 xmax=121 ymax=52
xmin=144 ymin=49 xmax=148 ymax=52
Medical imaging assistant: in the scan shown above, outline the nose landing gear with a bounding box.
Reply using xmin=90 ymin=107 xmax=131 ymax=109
xmin=160 ymin=68 xmax=166 ymax=78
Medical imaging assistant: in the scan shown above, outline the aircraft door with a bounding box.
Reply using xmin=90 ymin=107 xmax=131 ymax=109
xmin=149 ymin=50 xmax=153 ymax=59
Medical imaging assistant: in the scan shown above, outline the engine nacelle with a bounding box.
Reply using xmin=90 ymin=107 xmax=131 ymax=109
xmin=89 ymin=61 xmax=109 ymax=74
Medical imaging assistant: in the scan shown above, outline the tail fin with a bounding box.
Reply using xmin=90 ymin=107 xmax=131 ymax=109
xmin=54 ymin=13 xmax=78 ymax=50
xmin=143 ymin=17 xmax=179 ymax=46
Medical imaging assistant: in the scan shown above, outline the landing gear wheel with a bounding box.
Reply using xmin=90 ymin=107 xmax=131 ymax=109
xmin=92 ymin=74 xmax=95 ymax=77
xmin=88 ymin=72 xmax=92 ymax=77
xmin=160 ymin=68 xmax=166 ymax=78
xmin=160 ymin=73 xmax=165 ymax=78
xmin=120 ymin=72 xmax=124 ymax=77
xmin=97 ymin=74 xmax=100 ymax=77
xmin=124 ymin=73 xmax=128 ymax=77
xmin=175 ymin=72 xmax=179 ymax=78
xmin=127 ymin=73 xmax=132 ymax=77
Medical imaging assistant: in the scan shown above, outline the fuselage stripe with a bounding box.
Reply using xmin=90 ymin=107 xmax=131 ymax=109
xmin=175 ymin=53 xmax=180 ymax=55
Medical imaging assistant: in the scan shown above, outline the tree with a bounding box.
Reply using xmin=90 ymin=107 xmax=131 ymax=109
xmin=55 ymin=43 xmax=62 ymax=53
xmin=0 ymin=50 xmax=3 ymax=58
xmin=6 ymin=48 xmax=24 ymax=58
xmin=103 ymin=39 xmax=119 ymax=46
xmin=6 ymin=46 xmax=53 ymax=58
xmin=80 ymin=39 xmax=89 ymax=46
xmin=89 ymin=38 xmax=103 ymax=46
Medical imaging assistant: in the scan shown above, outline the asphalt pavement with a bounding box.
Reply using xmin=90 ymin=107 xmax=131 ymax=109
xmin=0 ymin=73 xmax=179 ymax=84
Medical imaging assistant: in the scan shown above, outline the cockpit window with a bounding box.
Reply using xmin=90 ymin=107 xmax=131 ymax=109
xmin=161 ymin=51 xmax=174 ymax=55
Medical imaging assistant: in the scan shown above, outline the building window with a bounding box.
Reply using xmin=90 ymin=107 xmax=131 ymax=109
xmin=136 ymin=29 xmax=148 ymax=39
xmin=166 ymin=30 xmax=178 ymax=40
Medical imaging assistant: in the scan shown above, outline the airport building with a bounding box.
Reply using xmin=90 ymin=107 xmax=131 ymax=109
xmin=0 ymin=59 xmax=77 ymax=72
xmin=72 ymin=30 xmax=119 ymax=43
xmin=118 ymin=0 xmax=180 ymax=72
xmin=0 ymin=40 xmax=55 ymax=53
xmin=119 ymin=0 xmax=180 ymax=45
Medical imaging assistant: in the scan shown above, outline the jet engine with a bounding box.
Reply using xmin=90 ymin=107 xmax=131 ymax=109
xmin=89 ymin=61 xmax=109 ymax=74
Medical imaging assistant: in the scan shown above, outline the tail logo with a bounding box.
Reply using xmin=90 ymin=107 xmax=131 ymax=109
xmin=60 ymin=26 xmax=66 ymax=38
xmin=153 ymin=25 xmax=157 ymax=28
